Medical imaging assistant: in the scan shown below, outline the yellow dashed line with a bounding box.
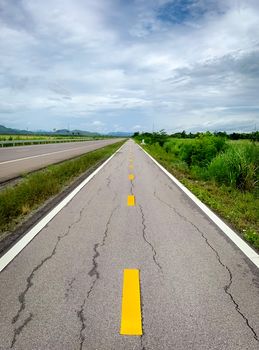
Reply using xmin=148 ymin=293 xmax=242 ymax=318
xmin=127 ymin=195 xmax=135 ymax=206
xmin=128 ymin=174 xmax=134 ymax=181
xmin=120 ymin=269 xmax=142 ymax=335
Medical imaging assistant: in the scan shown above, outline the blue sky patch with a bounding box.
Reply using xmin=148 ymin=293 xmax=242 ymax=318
xmin=157 ymin=0 xmax=221 ymax=24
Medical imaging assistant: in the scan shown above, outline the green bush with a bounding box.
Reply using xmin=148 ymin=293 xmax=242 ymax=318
xmin=164 ymin=139 xmax=187 ymax=157
xmin=208 ymin=143 xmax=259 ymax=191
xmin=164 ymin=135 xmax=227 ymax=167
xmin=163 ymin=137 xmax=258 ymax=191
xmin=139 ymin=134 xmax=258 ymax=192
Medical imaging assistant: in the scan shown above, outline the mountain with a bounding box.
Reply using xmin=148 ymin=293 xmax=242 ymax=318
xmin=107 ymin=132 xmax=133 ymax=137
xmin=53 ymin=129 xmax=99 ymax=136
xmin=0 ymin=124 xmax=132 ymax=137
xmin=66 ymin=129 xmax=99 ymax=136
xmin=0 ymin=125 xmax=99 ymax=136
xmin=0 ymin=125 xmax=33 ymax=134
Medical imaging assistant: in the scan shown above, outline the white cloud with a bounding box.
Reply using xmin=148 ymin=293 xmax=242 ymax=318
xmin=92 ymin=120 xmax=104 ymax=126
xmin=0 ymin=0 xmax=258 ymax=132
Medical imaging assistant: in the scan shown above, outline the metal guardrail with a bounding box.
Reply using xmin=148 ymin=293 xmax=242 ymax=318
xmin=0 ymin=138 xmax=98 ymax=147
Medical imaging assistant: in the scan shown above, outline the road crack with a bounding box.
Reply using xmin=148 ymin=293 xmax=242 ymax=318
xmin=87 ymin=205 xmax=119 ymax=298
xmin=11 ymin=206 xmax=86 ymax=348
xmin=87 ymin=243 xmax=100 ymax=298
xmin=11 ymin=313 xmax=33 ymax=348
xmin=199 ymin=230 xmax=259 ymax=342
xmin=65 ymin=277 xmax=76 ymax=299
xmin=76 ymin=206 xmax=119 ymax=349
xmin=77 ymin=299 xmax=86 ymax=350
xmin=140 ymin=338 xmax=146 ymax=350
xmin=154 ymin=189 xmax=186 ymax=221
xmin=139 ymin=204 xmax=162 ymax=272
xmin=154 ymin=191 xmax=259 ymax=342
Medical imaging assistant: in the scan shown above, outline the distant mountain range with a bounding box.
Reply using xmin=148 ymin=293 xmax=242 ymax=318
xmin=0 ymin=125 xmax=99 ymax=136
xmin=0 ymin=125 xmax=132 ymax=137
xmin=107 ymin=131 xmax=133 ymax=137
xmin=0 ymin=125 xmax=34 ymax=135
xmin=51 ymin=129 xmax=99 ymax=136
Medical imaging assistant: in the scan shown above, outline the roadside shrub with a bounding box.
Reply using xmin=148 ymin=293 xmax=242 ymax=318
xmin=208 ymin=143 xmax=259 ymax=191
xmin=164 ymin=135 xmax=227 ymax=167
xmin=190 ymin=165 xmax=209 ymax=180
xmin=164 ymin=139 xmax=184 ymax=156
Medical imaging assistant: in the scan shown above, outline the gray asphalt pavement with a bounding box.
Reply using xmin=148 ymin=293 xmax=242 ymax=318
xmin=0 ymin=140 xmax=258 ymax=349
xmin=0 ymin=139 xmax=123 ymax=182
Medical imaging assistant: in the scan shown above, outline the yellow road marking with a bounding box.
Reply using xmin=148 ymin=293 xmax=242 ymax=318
xmin=127 ymin=195 xmax=135 ymax=206
xmin=128 ymin=174 xmax=134 ymax=181
xmin=120 ymin=269 xmax=142 ymax=335
xmin=129 ymin=164 xmax=133 ymax=169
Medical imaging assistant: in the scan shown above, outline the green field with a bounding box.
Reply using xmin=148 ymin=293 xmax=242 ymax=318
xmin=134 ymin=133 xmax=259 ymax=249
xmin=1 ymin=135 xmax=83 ymax=140
xmin=0 ymin=134 xmax=106 ymax=142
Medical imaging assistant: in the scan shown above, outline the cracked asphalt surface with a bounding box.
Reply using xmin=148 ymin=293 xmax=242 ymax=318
xmin=0 ymin=140 xmax=259 ymax=349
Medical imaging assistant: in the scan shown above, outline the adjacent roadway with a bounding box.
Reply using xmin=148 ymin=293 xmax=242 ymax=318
xmin=0 ymin=139 xmax=123 ymax=183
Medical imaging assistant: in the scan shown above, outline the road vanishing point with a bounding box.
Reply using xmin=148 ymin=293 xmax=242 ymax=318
xmin=0 ymin=140 xmax=258 ymax=349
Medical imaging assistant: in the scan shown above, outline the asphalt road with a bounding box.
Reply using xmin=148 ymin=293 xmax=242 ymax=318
xmin=0 ymin=140 xmax=258 ymax=349
xmin=0 ymin=139 xmax=123 ymax=183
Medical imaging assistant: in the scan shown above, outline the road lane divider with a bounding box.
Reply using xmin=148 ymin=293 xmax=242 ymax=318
xmin=127 ymin=195 xmax=135 ymax=206
xmin=129 ymin=164 xmax=133 ymax=169
xmin=138 ymin=144 xmax=259 ymax=269
xmin=0 ymin=143 xmax=111 ymax=165
xmin=0 ymin=144 xmax=125 ymax=272
xmin=120 ymin=269 xmax=142 ymax=335
xmin=128 ymin=174 xmax=134 ymax=181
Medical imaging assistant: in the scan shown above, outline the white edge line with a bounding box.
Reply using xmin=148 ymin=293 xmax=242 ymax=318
xmin=0 ymin=144 xmax=124 ymax=272
xmin=0 ymin=140 xmax=115 ymax=165
xmin=138 ymin=144 xmax=259 ymax=269
xmin=0 ymin=146 xmax=89 ymax=164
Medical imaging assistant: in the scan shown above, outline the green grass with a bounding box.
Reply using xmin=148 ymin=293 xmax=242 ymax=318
xmin=206 ymin=143 xmax=258 ymax=190
xmin=0 ymin=141 xmax=125 ymax=236
xmin=139 ymin=141 xmax=259 ymax=251
xmin=0 ymin=134 xmax=111 ymax=146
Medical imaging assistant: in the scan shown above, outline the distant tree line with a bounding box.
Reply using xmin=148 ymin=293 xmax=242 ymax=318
xmin=133 ymin=130 xmax=259 ymax=143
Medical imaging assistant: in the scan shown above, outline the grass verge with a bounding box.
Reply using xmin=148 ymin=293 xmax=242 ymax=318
xmin=141 ymin=143 xmax=259 ymax=250
xmin=0 ymin=140 xmax=125 ymax=237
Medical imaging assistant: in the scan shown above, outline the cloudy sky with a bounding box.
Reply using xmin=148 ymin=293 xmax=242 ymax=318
xmin=0 ymin=0 xmax=258 ymax=133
